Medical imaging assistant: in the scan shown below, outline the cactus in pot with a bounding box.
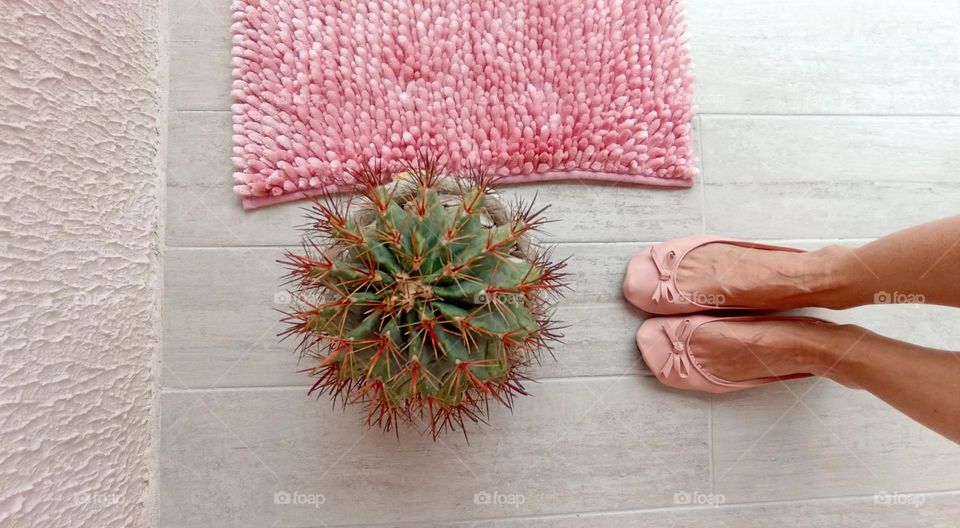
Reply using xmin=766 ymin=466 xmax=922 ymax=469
xmin=281 ymin=156 xmax=567 ymax=439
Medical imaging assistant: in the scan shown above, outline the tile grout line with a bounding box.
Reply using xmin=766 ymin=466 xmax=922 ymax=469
xmin=321 ymin=489 xmax=960 ymax=527
xmin=164 ymin=238 xmax=878 ymax=250
xmin=159 ymin=373 xmax=655 ymax=394
xmin=710 ymin=394 xmax=717 ymax=497
xmin=697 ymin=114 xmax=715 ymax=497
xmin=153 ymin=0 xmax=171 ymax=526
xmin=702 ymin=112 xmax=960 ymax=118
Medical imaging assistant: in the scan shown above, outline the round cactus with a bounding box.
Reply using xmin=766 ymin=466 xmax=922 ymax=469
xmin=280 ymin=157 xmax=567 ymax=438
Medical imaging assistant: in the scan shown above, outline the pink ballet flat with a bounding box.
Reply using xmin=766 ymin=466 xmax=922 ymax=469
xmin=622 ymin=235 xmax=804 ymax=315
xmin=637 ymin=315 xmax=821 ymax=393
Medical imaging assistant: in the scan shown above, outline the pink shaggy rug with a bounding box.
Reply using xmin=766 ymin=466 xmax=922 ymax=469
xmin=231 ymin=0 xmax=696 ymax=209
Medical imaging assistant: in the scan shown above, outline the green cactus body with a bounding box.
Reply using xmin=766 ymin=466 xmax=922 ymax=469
xmin=282 ymin=160 xmax=566 ymax=438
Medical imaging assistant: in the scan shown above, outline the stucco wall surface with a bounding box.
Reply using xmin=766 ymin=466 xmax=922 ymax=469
xmin=0 ymin=1 xmax=161 ymax=527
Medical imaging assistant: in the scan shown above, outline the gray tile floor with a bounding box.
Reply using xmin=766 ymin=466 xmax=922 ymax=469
xmin=161 ymin=1 xmax=960 ymax=526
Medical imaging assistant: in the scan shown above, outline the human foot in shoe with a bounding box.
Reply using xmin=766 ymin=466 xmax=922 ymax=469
xmin=636 ymin=315 xmax=850 ymax=393
xmin=691 ymin=317 xmax=837 ymax=381
xmin=623 ymin=235 xmax=841 ymax=314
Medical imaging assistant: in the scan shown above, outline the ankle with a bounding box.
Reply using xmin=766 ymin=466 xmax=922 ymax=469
xmin=789 ymin=246 xmax=860 ymax=309
xmin=804 ymin=323 xmax=870 ymax=380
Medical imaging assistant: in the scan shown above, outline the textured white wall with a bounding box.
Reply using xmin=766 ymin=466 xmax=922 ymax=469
xmin=0 ymin=1 xmax=160 ymax=527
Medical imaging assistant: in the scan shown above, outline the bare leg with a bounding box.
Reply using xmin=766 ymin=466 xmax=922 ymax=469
xmin=692 ymin=319 xmax=960 ymax=443
xmin=673 ymin=215 xmax=960 ymax=310
xmin=819 ymin=215 xmax=960 ymax=308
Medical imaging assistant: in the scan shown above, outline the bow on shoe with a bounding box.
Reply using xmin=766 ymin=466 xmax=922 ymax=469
xmin=658 ymin=319 xmax=693 ymax=379
xmin=650 ymin=247 xmax=679 ymax=304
